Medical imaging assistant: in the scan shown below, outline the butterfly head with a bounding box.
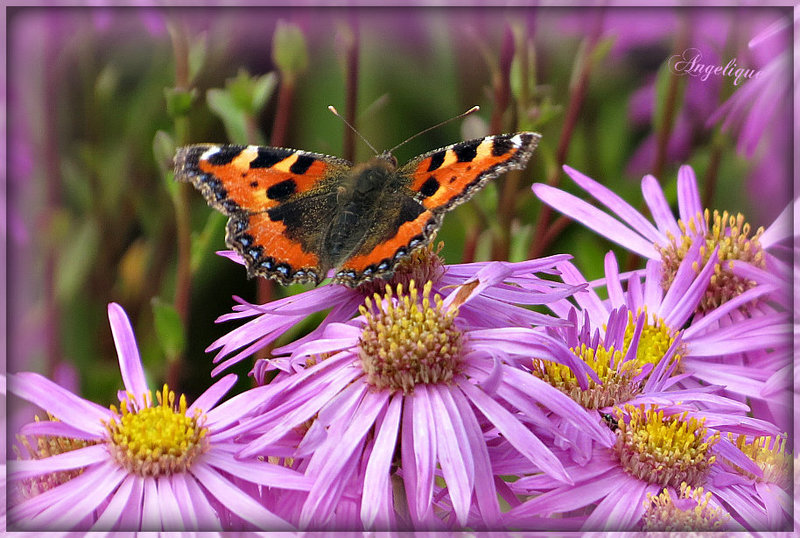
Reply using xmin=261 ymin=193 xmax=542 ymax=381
xmin=373 ymin=151 xmax=398 ymax=170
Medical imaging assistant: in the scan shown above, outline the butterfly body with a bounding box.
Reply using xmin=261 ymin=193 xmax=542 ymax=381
xmin=174 ymin=132 xmax=540 ymax=287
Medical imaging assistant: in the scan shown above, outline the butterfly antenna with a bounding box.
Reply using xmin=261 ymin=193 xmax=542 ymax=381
xmin=386 ymin=105 xmax=480 ymax=155
xmin=328 ymin=105 xmax=379 ymax=156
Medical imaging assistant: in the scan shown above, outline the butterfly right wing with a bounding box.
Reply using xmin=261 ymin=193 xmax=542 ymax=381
xmin=174 ymin=144 xmax=351 ymax=285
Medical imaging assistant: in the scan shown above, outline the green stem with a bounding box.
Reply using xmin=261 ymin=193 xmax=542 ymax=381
xmin=528 ymin=19 xmax=603 ymax=259
xmin=342 ymin=19 xmax=360 ymax=163
xmin=167 ymin=20 xmax=192 ymax=391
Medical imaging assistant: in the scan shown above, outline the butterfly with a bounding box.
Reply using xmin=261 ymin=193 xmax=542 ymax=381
xmin=174 ymin=126 xmax=540 ymax=287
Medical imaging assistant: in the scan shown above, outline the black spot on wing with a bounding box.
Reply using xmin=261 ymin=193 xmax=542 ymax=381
xmin=250 ymin=147 xmax=294 ymax=168
xmin=289 ymin=154 xmax=315 ymax=174
xmin=266 ymin=179 xmax=297 ymax=201
xmin=206 ymin=146 xmax=246 ymax=166
xmin=395 ymin=196 xmax=425 ymax=228
xmin=491 ymin=136 xmax=515 ymax=156
xmin=454 ymin=140 xmax=480 ymax=162
xmin=427 ymin=151 xmax=446 ymax=172
xmin=419 ymin=176 xmax=440 ymax=198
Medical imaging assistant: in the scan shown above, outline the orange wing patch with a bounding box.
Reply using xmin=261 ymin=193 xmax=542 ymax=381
xmin=174 ymin=144 xmax=349 ymax=215
xmin=403 ymin=133 xmax=540 ymax=213
xmin=334 ymin=210 xmax=440 ymax=283
xmin=227 ymin=211 xmax=324 ymax=285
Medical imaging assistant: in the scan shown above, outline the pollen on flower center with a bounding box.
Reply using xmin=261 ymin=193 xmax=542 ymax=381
xmin=727 ymin=434 xmax=790 ymax=489
xmin=614 ymin=405 xmax=719 ymax=488
xmin=641 ymin=482 xmax=730 ymax=531
xmin=533 ymin=343 xmax=642 ymax=409
xmin=657 ymin=209 xmax=766 ymax=312
xmin=104 ymin=384 xmax=209 ymax=477
xmin=623 ymin=308 xmax=683 ymax=368
xmin=358 ymin=279 xmax=463 ymax=394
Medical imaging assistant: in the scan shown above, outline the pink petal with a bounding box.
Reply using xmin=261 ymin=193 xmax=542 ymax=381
xmin=533 ymin=183 xmax=659 ymax=259
xmin=10 ymin=444 xmax=109 ymax=480
xmin=641 ymin=173 xmax=680 ymax=237
xmin=183 ymin=472 xmax=224 ymax=529
xmin=430 ymin=386 xmax=473 ymax=526
xmin=203 ymin=448 xmax=311 ymax=490
xmin=458 ymin=379 xmax=570 ymax=483
xmin=300 ymin=388 xmax=389 ymax=528
xmin=141 ymin=476 xmax=160 ymax=530
xmin=10 ymin=372 xmax=111 ymax=435
xmin=91 ymin=474 xmax=138 ymax=530
xmin=451 ymin=388 xmax=501 ymax=527
xmin=187 ymin=373 xmax=236 ymax=418
xmin=361 ymin=392 xmax=402 ymax=528
xmin=563 ymin=165 xmax=665 ymax=244
xmin=156 ymin=474 xmax=183 ymax=529
xmin=677 ymin=165 xmax=703 ymax=225
xmin=191 ymin=462 xmax=293 ymax=530
xmin=39 ymin=461 xmax=126 ymax=529
xmin=20 ymin=419 xmax=103 ymax=441
xmin=108 ymin=302 xmax=148 ymax=406
xmin=404 ymin=385 xmax=437 ymax=523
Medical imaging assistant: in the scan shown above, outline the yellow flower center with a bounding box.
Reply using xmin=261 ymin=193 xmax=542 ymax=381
xmin=533 ymin=344 xmax=642 ymax=409
xmin=727 ymin=434 xmax=790 ymax=489
xmin=104 ymin=384 xmax=209 ymax=477
xmin=623 ymin=308 xmax=683 ymax=369
xmin=614 ymin=405 xmax=718 ymax=488
xmin=657 ymin=209 xmax=765 ymax=312
xmin=641 ymin=482 xmax=730 ymax=531
xmin=358 ymin=279 xmax=463 ymax=394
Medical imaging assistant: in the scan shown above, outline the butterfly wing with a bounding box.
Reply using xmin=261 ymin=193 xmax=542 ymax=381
xmin=174 ymin=144 xmax=351 ymax=285
xmin=400 ymin=132 xmax=541 ymax=213
xmin=333 ymin=132 xmax=540 ymax=286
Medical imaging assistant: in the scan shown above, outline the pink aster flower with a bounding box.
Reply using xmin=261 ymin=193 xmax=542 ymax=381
xmin=548 ymin=247 xmax=789 ymax=429
xmin=218 ymin=272 xmax=609 ymax=530
xmin=8 ymin=303 xmax=308 ymax=531
xmin=506 ymin=402 xmax=778 ymax=531
xmin=209 ymin=248 xmax=582 ymax=379
xmin=533 ymin=164 xmax=792 ymax=315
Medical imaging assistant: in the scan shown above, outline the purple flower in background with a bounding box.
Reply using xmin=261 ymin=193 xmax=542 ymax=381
xmin=219 ymin=276 xmax=608 ymax=530
xmin=8 ymin=303 xmax=307 ymax=531
xmin=209 ymin=248 xmax=581 ymax=379
xmin=708 ymin=13 xmax=794 ymax=223
xmin=534 ymin=164 xmax=793 ymax=314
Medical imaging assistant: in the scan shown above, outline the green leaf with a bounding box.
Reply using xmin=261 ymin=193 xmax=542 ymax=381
xmin=151 ymin=298 xmax=186 ymax=362
xmin=206 ymin=88 xmax=248 ymax=144
xmin=272 ymin=21 xmax=309 ymax=78
xmin=509 ymin=223 xmax=533 ymax=263
xmin=251 ymin=72 xmax=278 ymax=113
xmin=188 ymin=31 xmax=208 ymax=83
xmin=653 ymin=60 xmax=686 ymax=133
xmin=56 ymin=218 xmax=100 ymax=301
xmin=589 ymin=36 xmax=615 ymax=67
xmin=190 ymin=210 xmax=226 ymax=274
xmin=164 ymin=87 xmax=197 ymax=119
xmin=153 ymin=130 xmax=176 ymax=181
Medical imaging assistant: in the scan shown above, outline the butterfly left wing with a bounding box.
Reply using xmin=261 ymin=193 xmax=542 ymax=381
xmin=333 ymin=132 xmax=540 ymax=287
xmin=174 ymin=144 xmax=351 ymax=285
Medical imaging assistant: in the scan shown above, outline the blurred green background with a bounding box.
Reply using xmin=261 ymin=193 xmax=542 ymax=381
xmin=6 ymin=5 xmax=792 ymax=405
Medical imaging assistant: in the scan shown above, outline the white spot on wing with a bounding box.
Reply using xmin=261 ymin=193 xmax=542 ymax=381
xmin=200 ymin=146 xmax=221 ymax=160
